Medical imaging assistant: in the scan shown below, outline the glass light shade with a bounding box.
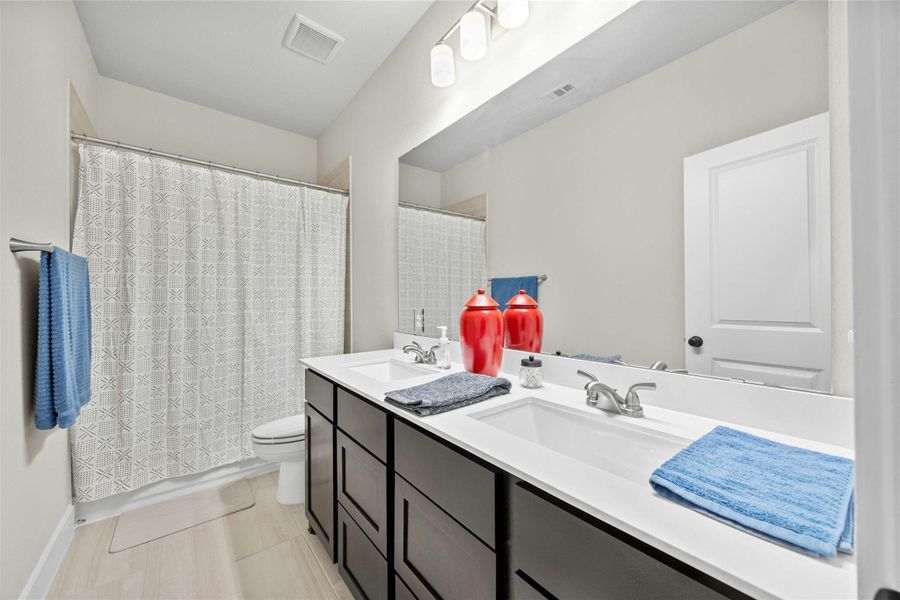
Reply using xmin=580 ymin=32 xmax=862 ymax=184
xmin=430 ymin=43 xmax=455 ymax=87
xmin=498 ymin=0 xmax=529 ymax=29
xmin=459 ymin=10 xmax=487 ymax=61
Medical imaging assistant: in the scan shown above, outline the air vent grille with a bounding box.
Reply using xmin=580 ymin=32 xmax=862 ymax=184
xmin=541 ymin=81 xmax=577 ymax=103
xmin=283 ymin=14 xmax=345 ymax=64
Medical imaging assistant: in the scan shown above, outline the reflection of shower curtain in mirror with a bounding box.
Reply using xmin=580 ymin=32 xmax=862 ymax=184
xmin=71 ymin=143 xmax=348 ymax=502
xmin=398 ymin=205 xmax=487 ymax=339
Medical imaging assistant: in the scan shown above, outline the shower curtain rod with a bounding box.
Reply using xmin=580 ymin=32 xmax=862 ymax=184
xmin=399 ymin=201 xmax=486 ymax=221
xmin=71 ymin=132 xmax=350 ymax=196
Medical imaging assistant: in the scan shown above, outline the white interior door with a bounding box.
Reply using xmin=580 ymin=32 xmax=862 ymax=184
xmin=684 ymin=113 xmax=831 ymax=391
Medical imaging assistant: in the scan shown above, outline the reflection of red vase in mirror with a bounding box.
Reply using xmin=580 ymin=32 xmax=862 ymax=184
xmin=503 ymin=289 xmax=543 ymax=353
xmin=459 ymin=289 xmax=504 ymax=377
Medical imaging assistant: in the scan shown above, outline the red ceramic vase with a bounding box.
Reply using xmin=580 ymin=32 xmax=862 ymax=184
xmin=503 ymin=289 xmax=543 ymax=353
xmin=459 ymin=289 xmax=504 ymax=377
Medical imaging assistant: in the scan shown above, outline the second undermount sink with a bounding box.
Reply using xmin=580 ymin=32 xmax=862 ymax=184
xmin=469 ymin=398 xmax=689 ymax=484
xmin=347 ymin=358 xmax=433 ymax=383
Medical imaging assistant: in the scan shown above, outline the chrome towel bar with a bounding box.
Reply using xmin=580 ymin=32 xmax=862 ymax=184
xmin=9 ymin=237 xmax=55 ymax=254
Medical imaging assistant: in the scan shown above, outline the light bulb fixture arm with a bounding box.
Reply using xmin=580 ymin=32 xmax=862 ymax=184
xmin=437 ymin=0 xmax=496 ymax=44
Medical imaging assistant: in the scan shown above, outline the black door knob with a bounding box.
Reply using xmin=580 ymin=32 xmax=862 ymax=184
xmin=688 ymin=336 xmax=704 ymax=348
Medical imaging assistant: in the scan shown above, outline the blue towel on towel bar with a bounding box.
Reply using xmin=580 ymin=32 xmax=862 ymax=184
xmin=34 ymin=249 xmax=92 ymax=429
xmin=490 ymin=275 xmax=538 ymax=310
xmin=649 ymin=426 xmax=854 ymax=557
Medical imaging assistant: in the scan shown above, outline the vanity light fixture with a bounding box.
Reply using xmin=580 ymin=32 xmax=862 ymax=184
xmin=431 ymin=43 xmax=456 ymax=87
xmin=430 ymin=0 xmax=529 ymax=87
xmin=459 ymin=10 xmax=488 ymax=61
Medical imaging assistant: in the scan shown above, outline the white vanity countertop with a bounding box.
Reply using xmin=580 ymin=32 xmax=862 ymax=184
xmin=302 ymin=349 xmax=856 ymax=600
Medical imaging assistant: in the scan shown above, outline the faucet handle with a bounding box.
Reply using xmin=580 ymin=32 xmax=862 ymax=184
xmin=625 ymin=382 xmax=656 ymax=406
xmin=577 ymin=370 xmax=599 ymax=388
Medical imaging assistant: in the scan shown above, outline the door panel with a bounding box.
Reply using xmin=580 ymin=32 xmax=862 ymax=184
xmin=306 ymin=403 xmax=335 ymax=560
xmin=684 ymin=113 xmax=831 ymax=391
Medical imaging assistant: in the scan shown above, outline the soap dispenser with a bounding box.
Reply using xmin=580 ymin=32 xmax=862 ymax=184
xmin=436 ymin=326 xmax=451 ymax=369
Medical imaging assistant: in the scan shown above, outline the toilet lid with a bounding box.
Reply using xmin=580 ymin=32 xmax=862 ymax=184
xmin=252 ymin=415 xmax=305 ymax=441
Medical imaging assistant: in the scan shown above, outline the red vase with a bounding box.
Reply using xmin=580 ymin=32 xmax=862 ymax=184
xmin=459 ymin=289 xmax=504 ymax=376
xmin=503 ymin=289 xmax=543 ymax=353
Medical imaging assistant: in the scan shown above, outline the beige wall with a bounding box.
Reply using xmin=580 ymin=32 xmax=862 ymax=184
xmin=482 ymin=1 xmax=829 ymax=371
xmin=440 ymin=150 xmax=489 ymax=209
xmin=0 ymin=2 xmax=99 ymax=597
xmin=318 ymin=0 xmax=639 ymax=351
xmin=398 ymin=163 xmax=441 ymax=208
xmin=96 ymin=77 xmax=318 ymax=182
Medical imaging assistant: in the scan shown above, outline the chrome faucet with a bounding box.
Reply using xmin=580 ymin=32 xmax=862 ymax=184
xmin=402 ymin=341 xmax=439 ymax=365
xmin=576 ymin=370 xmax=656 ymax=418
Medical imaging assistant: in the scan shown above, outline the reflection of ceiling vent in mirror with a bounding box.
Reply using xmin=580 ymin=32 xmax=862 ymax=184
xmin=541 ymin=81 xmax=577 ymax=103
xmin=282 ymin=14 xmax=345 ymax=64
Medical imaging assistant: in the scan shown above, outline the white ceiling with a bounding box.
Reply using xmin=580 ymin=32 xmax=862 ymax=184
xmin=401 ymin=1 xmax=788 ymax=172
xmin=75 ymin=1 xmax=433 ymax=138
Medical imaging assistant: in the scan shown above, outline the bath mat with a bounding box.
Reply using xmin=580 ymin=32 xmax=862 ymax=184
xmin=110 ymin=479 xmax=255 ymax=552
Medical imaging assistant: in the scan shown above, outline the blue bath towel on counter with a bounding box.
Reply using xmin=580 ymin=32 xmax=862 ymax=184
xmin=490 ymin=275 xmax=538 ymax=310
xmin=649 ymin=426 xmax=854 ymax=557
xmin=571 ymin=354 xmax=622 ymax=364
xmin=34 ymin=249 xmax=92 ymax=429
xmin=386 ymin=372 xmax=511 ymax=416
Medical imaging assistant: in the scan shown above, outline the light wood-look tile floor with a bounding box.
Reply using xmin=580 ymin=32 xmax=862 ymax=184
xmin=47 ymin=473 xmax=353 ymax=600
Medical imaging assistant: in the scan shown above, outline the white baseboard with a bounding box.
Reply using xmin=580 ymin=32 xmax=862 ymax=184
xmin=20 ymin=504 xmax=75 ymax=600
xmin=74 ymin=458 xmax=278 ymax=526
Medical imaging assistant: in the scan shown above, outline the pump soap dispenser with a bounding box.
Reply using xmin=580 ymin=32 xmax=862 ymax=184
xmin=436 ymin=326 xmax=451 ymax=369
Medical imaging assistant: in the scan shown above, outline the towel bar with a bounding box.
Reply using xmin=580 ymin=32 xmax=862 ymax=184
xmin=9 ymin=237 xmax=55 ymax=254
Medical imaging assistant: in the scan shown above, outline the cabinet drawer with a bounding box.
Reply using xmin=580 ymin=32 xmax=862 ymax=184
xmin=395 ymin=575 xmax=418 ymax=600
xmin=338 ymin=506 xmax=389 ymax=600
xmin=394 ymin=421 xmax=495 ymax=547
xmin=306 ymin=370 xmax=335 ymax=421
xmin=337 ymin=388 xmax=387 ymax=462
xmin=512 ymin=572 xmax=553 ymax=600
xmin=512 ymin=482 xmax=730 ymax=600
xmin=337 ymin=430 xmax=388 ymax=555
xmin=394 ymin=476 xmax=495 ymax=600
xmin=305 ymin=403 xmax=335 ymax=560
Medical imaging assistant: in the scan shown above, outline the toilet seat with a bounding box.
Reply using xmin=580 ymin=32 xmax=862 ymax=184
xmin=251 ymin=415 xmax=305 ymax=445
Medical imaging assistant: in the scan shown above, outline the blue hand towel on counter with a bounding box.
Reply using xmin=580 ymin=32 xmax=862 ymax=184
xmin=386 ymin=372 xmax=511 ymax=416
xmin=490 ymin=275 xmax=538 ymax=310
xmin=34 ymin=249 xmax=92 ymax=429
xmin=649 ymin=426 xmax=854 ymax=557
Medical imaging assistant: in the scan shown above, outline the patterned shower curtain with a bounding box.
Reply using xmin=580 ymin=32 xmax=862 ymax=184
xmin=71 ymin=144 xmax=347 ymax=502
xmin=398 ymin=205 xmax=487 ymax=339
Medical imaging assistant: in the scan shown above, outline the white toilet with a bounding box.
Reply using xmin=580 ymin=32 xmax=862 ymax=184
xmin=251 ymin=415 xmax=306 ymax=505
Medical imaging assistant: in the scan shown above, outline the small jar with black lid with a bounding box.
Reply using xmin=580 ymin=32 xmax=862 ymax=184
xmin=519 ymin=355 xmax=544 ymax=389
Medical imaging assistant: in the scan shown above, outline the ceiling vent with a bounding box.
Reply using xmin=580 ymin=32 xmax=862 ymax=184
xmin=541 ymin=81 xmax=577 ymax=104
xmin=282 ymin=14 xmax=345 ymax=64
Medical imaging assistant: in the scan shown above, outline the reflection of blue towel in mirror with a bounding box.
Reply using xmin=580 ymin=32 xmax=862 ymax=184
xmin=490 ymin=276 xmax=538 ymax=310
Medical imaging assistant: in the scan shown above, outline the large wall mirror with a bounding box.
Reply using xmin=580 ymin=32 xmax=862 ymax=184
xmin=397 ymin=0 xmax=853 ymax=396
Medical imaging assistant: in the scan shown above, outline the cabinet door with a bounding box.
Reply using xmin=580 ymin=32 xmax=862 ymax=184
xmin=338 ymin=506 xmax=388 ymax=600
xmin=512 ymin=482 xmax=733 ymax=600
xmin=337 ymin=431 xmax=388 ymax=555
xmin=394 ymin=476 xmax=495 ymax=600
xmin=306 ymin=403 xmax=335 ymax=560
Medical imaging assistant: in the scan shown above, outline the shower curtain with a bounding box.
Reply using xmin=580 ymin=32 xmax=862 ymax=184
xmin=71 ymin=144 xmax=347 ymax=502
xmin=398 ymin=205 xmax=487 ymax=339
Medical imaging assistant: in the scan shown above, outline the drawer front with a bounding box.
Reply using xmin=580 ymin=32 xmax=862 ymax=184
xmin=306 ymin=369 xmax=335 ymax=421
xmin=305 ymin=403 xmax=335 ymax=560
xmin=395 ymin=575 xmax=418 ymax=600
xmin=512 ymin=483 xmax=729 ymax=600
xmin=337 ymin=388 xmax=387 ymax=462
xmin=338 ymin=506 xmax=389 ymax=600
xmin=512 ymin=572 xmax=553 ymax=600
xmin=337 ymin=430 xmax=388 ymax=555
xmin=394 ymin=476 xmax=496 ymax=600
xmin=394 ymin=421 xmax=495 ymax=547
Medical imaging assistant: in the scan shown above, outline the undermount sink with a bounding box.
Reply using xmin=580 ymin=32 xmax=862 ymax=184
xmin=469 ymin=398 xmax=688 ymax=483
xmin=347 ymin=358 xmax=432 ymax=383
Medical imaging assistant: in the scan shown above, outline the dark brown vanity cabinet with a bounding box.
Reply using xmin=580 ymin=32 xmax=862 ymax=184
xmin=305 ymin=369 xmax=745 ymax=600
xmin=510 ymin=482 xmax=735 ymax=600
xmin=305 ymin=370 xmax=337 ymax=561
